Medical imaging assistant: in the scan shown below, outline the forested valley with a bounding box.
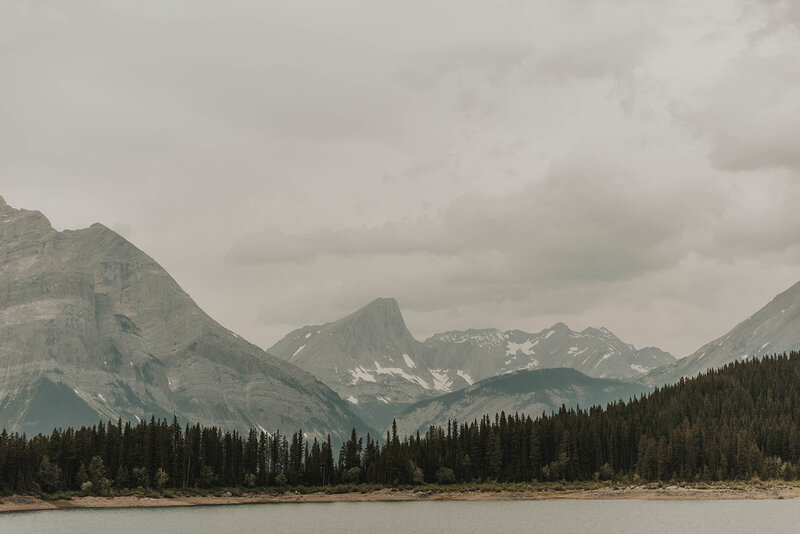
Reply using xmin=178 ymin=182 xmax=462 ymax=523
xmin=2 ymin=352 xmax=800 ymax=494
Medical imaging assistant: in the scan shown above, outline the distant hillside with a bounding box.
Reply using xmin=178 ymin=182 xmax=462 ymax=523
xmin=393 ymin=367 xmax=648 ymax=436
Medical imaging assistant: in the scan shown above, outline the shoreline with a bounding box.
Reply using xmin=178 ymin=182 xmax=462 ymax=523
xmin=3 ymin=484 xmax=800 ymax=513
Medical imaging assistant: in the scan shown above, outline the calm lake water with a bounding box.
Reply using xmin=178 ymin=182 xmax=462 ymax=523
xmin=1 ymin=500 xmax=799 ymax=534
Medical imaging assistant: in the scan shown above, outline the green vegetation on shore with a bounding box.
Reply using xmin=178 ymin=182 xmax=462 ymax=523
xmin=2 ymin=352 xmax=800 ymax=496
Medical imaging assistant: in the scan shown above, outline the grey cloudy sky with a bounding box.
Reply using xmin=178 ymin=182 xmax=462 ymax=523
xmin=2 ymin=0 xmax=800 ymax=356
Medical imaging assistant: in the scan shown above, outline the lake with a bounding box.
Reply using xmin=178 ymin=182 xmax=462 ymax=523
xmin=1 ymin=500 xmax=798 ymax=534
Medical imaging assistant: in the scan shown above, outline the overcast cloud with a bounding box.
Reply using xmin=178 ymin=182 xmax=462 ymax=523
xmin=2 ymin=0 xmax=799 ymax=356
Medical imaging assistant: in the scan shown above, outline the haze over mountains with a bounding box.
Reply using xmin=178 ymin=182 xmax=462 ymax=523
xmin=4 ymin=195 xmax=800 ymax=443
xmin=0 ymin=196 xmax=369 ymax=439
xmin=270 ymin=297 xmax=674 ymax=429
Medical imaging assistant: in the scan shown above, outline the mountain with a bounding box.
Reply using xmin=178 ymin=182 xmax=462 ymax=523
xmin=393 ymin=367 xmax=649 ymax=437
xmin=424 ymin=323 xmax=675 ymax=383
xmin=268 ymin=298 xmax=471 ymax=429
xmin=270 ymin=299 xmax=673 ymax=429
xmin=641 ymin=280 xmax=800 ymax=386
xmin=0 ymin=196 xmax=370 ymax=440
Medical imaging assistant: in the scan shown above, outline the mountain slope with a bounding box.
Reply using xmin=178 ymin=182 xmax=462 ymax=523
xmin=269 ymin=298 xmax=471 ymax=429
xmin=393 ymin=367 xmax=649 ymax=437
xmin=424 ymin=323 xmax=674 ymax=382
xmin=0 ymin=196 xmax=369 ymax=439
xmin=641 ymin=281 xmax=800 ymax=386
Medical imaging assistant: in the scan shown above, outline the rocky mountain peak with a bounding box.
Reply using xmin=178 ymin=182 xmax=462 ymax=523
xmin=427 ymin=328 xmax=506 ymax=348
xmin=269 ymin=297 xmax=477 ymax=429
xmin=0 ymin=196 xmax=370 ymax=439
xmin=356 ymin=297 xmax=404 ymax=321
xmin=0 ymin=198 xmax=54 ymax=233
xmin=333 ymin=297 xmax=411 ymax=343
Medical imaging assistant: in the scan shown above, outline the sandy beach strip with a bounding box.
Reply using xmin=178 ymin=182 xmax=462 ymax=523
xmin=2 ymin=485 xmax=800 ymax=513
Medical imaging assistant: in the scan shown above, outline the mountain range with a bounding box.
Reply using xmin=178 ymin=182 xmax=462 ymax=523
xmin=0 ymin=196 xmax=370 ymax=440
xmin=4 ymin=194 xmax=800 ymax=443
xmin=269 ymin=298 xmax=674 ymax=429
xmin=423 ymin=323 xmax=674 ymax=381
xmin=271 ymin=281 xmax=800 ymax=435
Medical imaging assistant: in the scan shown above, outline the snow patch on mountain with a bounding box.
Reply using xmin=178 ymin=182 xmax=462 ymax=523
xmin=432 ymin=329 xmax=507 ymax=348
xmin=506 ymin=340 xmax=536 ymax=356
xmin=430 ymin=369 xmax=453 ymax=392
xmin=349 ymin=366 xmax=377 ymax=384
xmin=373 ymin=361 xmax=431 ymax=390
xmin=457 ymin=370 xmax=474 ymax=385
xmin=596 ymin=352 xmax=613 ymax=366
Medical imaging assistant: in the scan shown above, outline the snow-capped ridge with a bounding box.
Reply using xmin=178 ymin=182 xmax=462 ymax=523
xmin=269 ymin=297 xmax=675 ymax=430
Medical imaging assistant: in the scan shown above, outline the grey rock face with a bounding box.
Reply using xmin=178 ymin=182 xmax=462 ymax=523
xmin=640 ymin=281 xmax=800 ymax=387
xmin=393 ymin=367 xmax=649 ymax=437
xmin=0 ymin=196 xmax=370 ymax=440
xmin=269 ymin=298 xmax=472 ymax=430
xmin=270 ymin=298 xmax=673 ymax=430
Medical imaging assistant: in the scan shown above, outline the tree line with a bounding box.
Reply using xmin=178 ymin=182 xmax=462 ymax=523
xmin=2 ymin=351 xmax=800 ymax=493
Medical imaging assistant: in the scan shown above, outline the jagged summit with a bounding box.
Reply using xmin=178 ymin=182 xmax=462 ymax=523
xmin=424 ymin=321 xmax=675 ymax=381
xmin=0 ymin=197 xmax=54 ymax=235
xmin=428 ymin=328 xmax=506 ymax=348
xmin=334 ymin=297 xmax=409 ymax=343
xmin=268 ymin=297 xmax=454 ymax=429
xmin=350 ymin=297 xmax=404 ymax=325
xmin=362 ymin=296 xmax=401 ymax=312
